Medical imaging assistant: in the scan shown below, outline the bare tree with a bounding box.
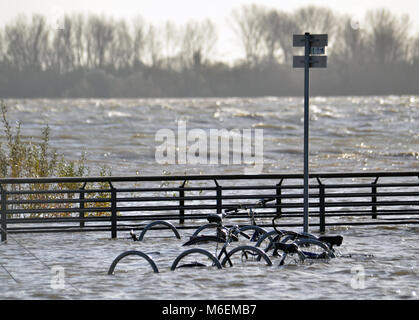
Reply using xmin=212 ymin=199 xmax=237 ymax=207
xmin=293 ymin=6 xmax=338 ymax=50
xmin=0 ymin=28 xmax=5 ymax=64
xmin=50 ymin=15 xmax=75 ymax=73
xmin=364 ymin=9 xmax=411 ymax=64
xmin=131 ymin=15 xmax=146 ymax=68
xmin=4 ymin=14 xmax=50 ymax=71
xmin=4 ymin=16 xmax=28 ymax=70
xmin=161 ymin=21 xmax=182 ymax=69
xmin=71 ymin=13 xmax=86 ymax=69
xmin=294 ymin=6 xmax=337 ymax=33
xmin=230 ymin=5 xmax=267 ymax=65
xmin=180 ymin=19 xmax=217 ymax=69
xmin=259 ymin=10 xmax=282 ymax=64
xmin=333 ymin=16 xmax=369 ymax=65
xmin=259 ymin=9 xmax=298 ymax=64
xmin=109 ymin=19 xmax=133 ymax=70
xmin=143 ymin=24 xmax=163 ymax=67
xmin=412 ymin=35 xmax=419 ymax=63
xmin=27 ymin=15 xmax=49 ymax=70
xmin=85 ymin=15 xmax=114 ymax=69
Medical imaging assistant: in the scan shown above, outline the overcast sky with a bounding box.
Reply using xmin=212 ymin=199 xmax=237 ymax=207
xmin=1 ymin=0 xmax=418 ymax=62
xmin=1 ymin=0 xmax=418 ymax=24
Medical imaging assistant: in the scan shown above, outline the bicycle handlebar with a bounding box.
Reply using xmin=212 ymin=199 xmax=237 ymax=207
xmin=224 ymin=197 xmax=276 ymax=214
xmin=259 ymin=197 xmax=276 ymax=205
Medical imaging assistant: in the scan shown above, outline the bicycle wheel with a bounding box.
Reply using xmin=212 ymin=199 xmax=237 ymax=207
xmin=108 ymin=250 xmax=159 ymax=274
xmin=238 ymin=225 xmax=268 ymax=242
xmin=255 ymin=230 xmax=282 ymax=251
xmin=171 ymin=248 xmax=222 ymax=270
xmin=294 ymin=238 xmax=335 ymax=259
xmin=274 ymin=243 xmax=306 ymax=266
xmin=220 ymin=245 xmax=273 ymax=267
xmin=137 ymin=220 xmax=181 ymax=241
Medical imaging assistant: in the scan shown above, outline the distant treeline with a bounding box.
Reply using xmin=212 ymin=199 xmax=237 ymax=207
xmin=0 ymin=5 xmax=418 ymax=98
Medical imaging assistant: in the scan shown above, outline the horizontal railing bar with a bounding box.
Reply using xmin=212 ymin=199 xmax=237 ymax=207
xmin=6 ymin=198 xmax=112 ymax=205
xmin=115 ymin=190 xmax=419 ymax=202
xmin=112 ymin=203 xmax=321 ymax=212
xmin=323 ymin=183 xmax=419 ymax=189
xmin=2 ymin=183 xmax=418 ymax=196
xmin=6 ymin=227 xmax=114 ymax=234
xmin=117 ymin=183 xmax=419 ymax=192
xmin=6 ymin=225 xmax=111 ymax=230
xmin=4 ymin=199 xmax=419 ymax=216
xmin=276 ymin=221 xmax=419 ymax=227
xmin=6 ymin=214 xmax=217 ymax=223
xmin=114 ymin=194 xmax=312 ymax=202
xmin=6 ymin=219 xmax=419 ymax=233
xmin=7 ymin=209 xmax=419 ymax=225
xmin=7 ymin=216 xmax=112 ymax=223
xmin=4 ymin=189 xmax=112 ymax=195
xmin=314 ymin=211 xmax=419 ymax=217
xmin=314 ymin=208 xmax=419 ymax=214
xmin=323 ymin=200 xmax=419 ymax=207
xmin=6 ymin=214 xmax=419 ymax=233
xmin=0 ymin=171 xmax=418 ymax=184
xmin=6 ymin=207 xmax=112 ymax=214
xmin=220 ymin=183 xmax=418 ymax=189
xmin=4 ymin=200 xmax=419 ymax=215
xmin=3 ymin=190 xmax=418 ymax=205
xmin=116 ymin=187 xmax=218 ymax=192
xmin=5 ymin=220 xmax=419 ymax=235
xmin=324 ymin=191 xmax=419 ymax=198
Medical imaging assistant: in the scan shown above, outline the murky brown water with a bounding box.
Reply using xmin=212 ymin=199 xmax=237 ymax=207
xmin=0 ymin=96 xmax=418 ymax=299
xmin=0 ymin=225 xmax=418 ymax=299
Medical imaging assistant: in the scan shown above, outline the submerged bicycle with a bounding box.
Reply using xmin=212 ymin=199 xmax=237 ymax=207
xmin=173 ymin=212 xmax=272 ymax=269
xmin=171 ymin=198 xmax=277 ymax=269
xmin=118 ymin=197 xmax=345 ymax=271
xmin=185 ymin=197 xmax=276 ymax=245
xmin=254 ymin=211 xmax=344 ymax=265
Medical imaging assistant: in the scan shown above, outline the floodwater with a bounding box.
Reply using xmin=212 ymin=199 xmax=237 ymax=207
xmin=0 ymin=96 xmax=418 ymax=299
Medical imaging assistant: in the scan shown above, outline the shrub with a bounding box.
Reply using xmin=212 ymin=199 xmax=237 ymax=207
xmin=0 ymin=100 xmax=112 ymax=218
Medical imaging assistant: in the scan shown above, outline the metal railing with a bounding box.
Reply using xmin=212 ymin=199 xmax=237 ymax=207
xmin=1 ymin=171 xmax=418 ymax=241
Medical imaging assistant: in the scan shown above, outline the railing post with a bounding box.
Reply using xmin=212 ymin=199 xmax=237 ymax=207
xmin=1 ymin=185 xmax=7 ymax=242
xmin=110 ymin=182 xmax=117 ymax=239
xmin=179 ymin=180 xmax=186 ymax=224
xmin=214 ymin=180 xmax=222 ymax=215
xmin=276 ymin=179 xmax=284 ymax=218
xmin=317 ymin=178 xmax=326 ymax=233
xmin=372 ymin=177 xmax=379 ymax=219
xmin=79 ymin=182 xmax=87 ymax=228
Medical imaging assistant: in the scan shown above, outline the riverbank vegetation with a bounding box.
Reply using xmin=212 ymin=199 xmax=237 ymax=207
xmin=0 ymin=100 xmax=112 ymax=217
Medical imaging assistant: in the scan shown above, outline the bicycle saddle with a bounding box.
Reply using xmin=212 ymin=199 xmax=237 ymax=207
xmin=318 ymin=235 xmax=343 ymax=249
xmin=274 ymin=242 xmax=300 ymax=254
xmin=207 ymin=213 xmax=222 ymax=224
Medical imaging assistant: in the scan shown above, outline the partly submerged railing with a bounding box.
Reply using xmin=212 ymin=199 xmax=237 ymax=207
xmin=1 ymin=171 xmax=418 ymax=241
